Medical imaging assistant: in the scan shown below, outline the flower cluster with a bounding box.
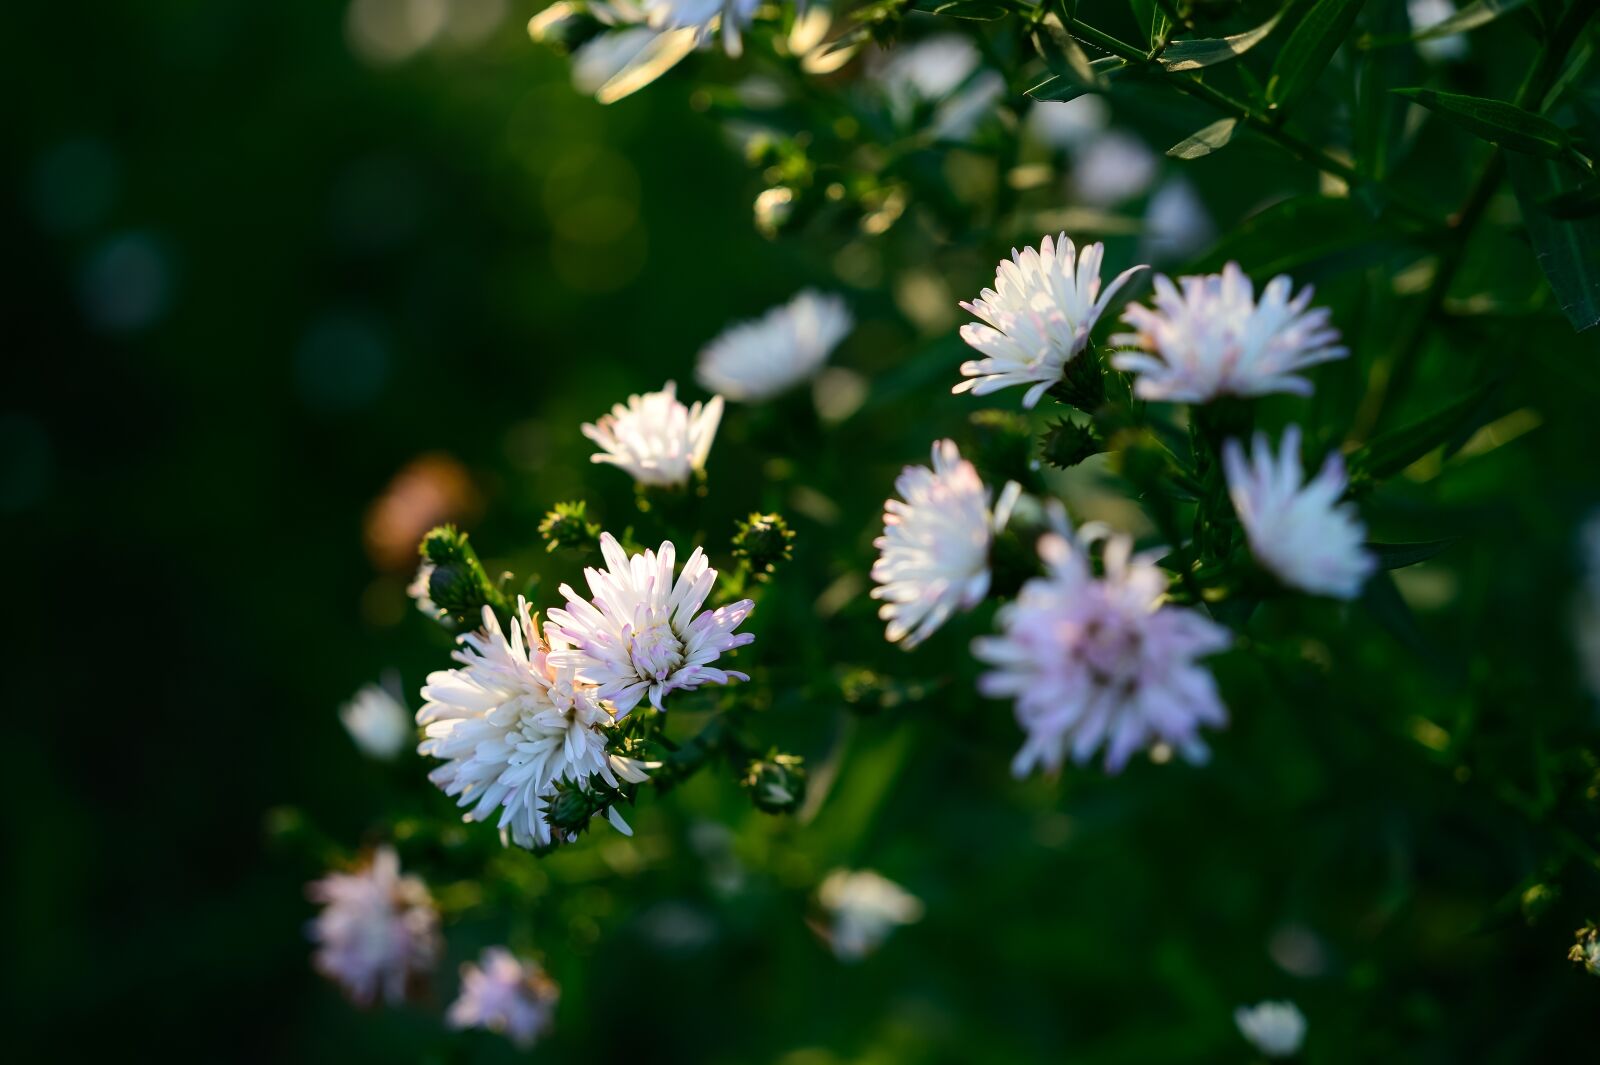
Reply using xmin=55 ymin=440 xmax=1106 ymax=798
xmin=307 ymin=846 xmax=440 ymax=1006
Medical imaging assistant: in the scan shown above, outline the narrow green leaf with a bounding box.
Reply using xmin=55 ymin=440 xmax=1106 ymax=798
xmin=1412 ymin=0 xmax=1530 ymax=41
xmin=930 ymin=0 xmax=1009 ymax=20
xmin=1509 ymin=153 xmax=1600 ymax=331
xmin=1192 ymin=195 xmax=1390 ymax=276
xmin=1026 ymin=58 xmax=1128 ymax=102
xmin=1167 ymin=117 xmax=1239 ymax=159
xmin=1537 ymin=177 xmax=1600 ymax=219
xmin=1160 ymin=12 xmax=1283 ymax=71
xmin=1366 ymin=540 xmax=1454 ymax=569
xmin=1267 ymin=0 xmax=1368 ymax=110
xmin=1393 ymin=87 xmax=1569 ymax=157
xmin=1129 ymin=0 xmax=1172 ymax=47
xmin=1033 ymin=12 xmax=1099 ymax=86
xmin=1348 ymin=380 xmax=1502 ymax=483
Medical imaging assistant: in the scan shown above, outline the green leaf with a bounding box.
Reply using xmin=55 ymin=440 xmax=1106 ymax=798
xmin=1167 ymin=117 xmax=1239 ymax=159
xmin=1160 ymin=12 xmax=1283 ymax=71
xmin=1354 ymin=0 xmax=1419 ymax=182
xmin=1366 ymin=540 xmax=1454 ymax=569
xmin=1411 ymin=0 xmax=1530 ymax=40
xmin=1538 ymin=177 xmax=1600 ymax=219
xmin=1508 ymin=153 xmax=1600 ymax=331
xmin=1361 ymin=570 xmax=1429 ymax=654
xmin=1129 ymin=0 xmax=1172 ymax=47
xmin=1267 ymin=0 xmax=1368 ymax=110
xmin=1347 ymin=380 xmax=1502 ymax=483
xmin=1192 ymin=195 xmax=1390 ymax=276
xmin=1026 ymin=58 xmax=1128 ymax=102
xmin=1393 ymin=88 xmax=1569 ymax=157
xmin=930 ymin=0 xmax=1010 ymax=20
xmin=1032 ymin=11 xmax=1099 ymax=85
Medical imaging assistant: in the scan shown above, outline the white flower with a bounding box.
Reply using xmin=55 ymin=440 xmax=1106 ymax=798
xmin=570 ymin=25 xmax=661 ymax=95
xmin=407 ymin=560 xmax=447 ymax=621
xmin=1141 ymin=177 xmax=1214 ymax=263
xmin=582 ymin=381 xmax=723 ymax=488
xmin=818 ymin=869 xmax=923 ymax=962
xmin=955 ymin=233 xmax=1145 ymax=409
xmin=1410 ymin=0 xmax=1468 ymax=63
xmin=1223 ymin=427 xmax=1375 ymax=599
xmin=417 ymin=599 xmax=652 ymax=849
xmin=1111 ymin=262 xmax=1347 ymax=403
xmin=974 ymin=520 xmax=1231 ymax=774
xmin=695 ymin=289 xmax=853 ymax=402
xmin=307 ymin=846 xmax=440 ymax=1006
xmin=871 ymin=439 xmax=1020 ymax=648
xmin=1572 ymin=927 xmax=1600 ymax=976
xmin=1071 ymin=129 xmax=1158 ymax=208
xmin=547 ymin=532 xmax=754 ymax=715
xmin=341 ymin=676 xmax=412 ymax=760
xmin=878 ymin=35 xmax=1005 ymax=142
xmin=1234 ymin=1000 xmax=1307 ymax=1059
xmin=641 ymin=0 xmax=760 ymax=56
xmin=447 ymin=947 xmax=559 ymax=1048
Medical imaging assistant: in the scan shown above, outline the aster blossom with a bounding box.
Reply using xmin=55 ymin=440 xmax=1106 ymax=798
xmin=817 ymin=869 xmax=924 ymax=962
xmin=955 ymin=233 xmax=1145 ymax=409
xmin=547 ymin=532 xmax=754 ymax=715
xmin=307 ymin=846 xmax=440 ymax=1006
xmin=871 ymin=439 xmax=1020 ymax=648
xmin=448 ymin=947 xmax=560 ymax=1048
xmin=582 ymin=380 xmax=723 ymax=488
xmin=973 ymin=518 xmax=1230 ymax=774
xmin=1234 ymin=1000 xmax=1307 ymax=1059
xmin=417 ymin=599 xmax=652 ymax=849
xmin=340 ymin=676 xmax=411 ymax=761
xmin=640 ymin=0 xmax=760 ymax=56
xmin=695 ymin=289 xmax=853 ymax=402
xmin=1223 ymin=426 xmax=1375 ymax=599
xmin=1111 ymin=261 xmax=1347 ymax=403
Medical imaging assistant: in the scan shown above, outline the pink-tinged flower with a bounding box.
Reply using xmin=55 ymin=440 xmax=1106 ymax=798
xmin=695 ymin=289 xmax=853 ymax=403
xmin=974 ymin=521 xmax=1230 ymax=774
xmin=1111 ymin=261 xmax=1347 ymax=403
xmin=582 ymin=381 xmax=723 ymax=488
xmin=1223 ymin=426 xmax=1375 ymax=599
xmin=547 ymin=533 xmax=754 ymax=714
xmin=307 ymin=846 xmax=440 ymax=1006
xmin=418 ymin=600 xmax=652 ymax=849
xmin=447 ymin=947 xmax=559 ymax=1049
xmin=1234 ymin=1000 xmax=1307 ymax=1059
xmin=955 ymin=233 xmax=1145 ymax=408
xmin=872 ymin=439 xmax=1021 ymax=648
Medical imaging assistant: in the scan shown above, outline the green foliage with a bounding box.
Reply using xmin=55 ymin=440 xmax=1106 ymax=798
xmin=1268 ymin=0 xmax=1369 ymax=111
xmin=1394 ymin=87 xmax=1571 ymax=157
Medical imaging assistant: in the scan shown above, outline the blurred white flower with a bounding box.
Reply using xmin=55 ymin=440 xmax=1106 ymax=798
xmin=1572 ymin=926 xmax=1600 ymax=976
xmin=974 ymin=518 xmax=1230 ymax=774
xmin=1223 ymin=427 xmax=1375 ymax=599
xmin=1410 ymin=0 xmax=1468 ymax=63
xmin=1026 ymin=96 xmax=1110 ymax=151
xmin=1141 ymin=177 xmax=1214 ymax=262
xmin=307 ymin=846 xmax=440 ymax=1005
xmin=878 ymin=35 xmax=1005 ymax=142
xmin=417 ymin=600 xmax=651 ymax=849
xmin=641 ymin=0 xmax=759 ymax=56
xmin=1234 ymin=1000 xmax=1307 ymax=1059
xmin=340 ymin=675 xmax=412 ymax=760
xmin=1576 ymin=513 xmax=1600 ymax=700
xmin=570 ymin=25 xmax=660 ymax=95
xmin=1071 ymin=129 xmax=1158 ymax=208
xmin=696 ymin=289 xmax=853 ymax=402
xmin=956 ymin=233 xmax=1145 ymax=408
xmin=818 ymin=869 xmax=923 ymax=962
xmin=547 ymin=532 xmax=754 ymax=714
xmin=407 ymin=560 xmax=447 ymax=621
xmin=447 ymin=947 xmax=559 ymax=1048
xmin=582 ymin=381 xmax=723 ymax=488
xmin=1112 ymin=262 xmax=1347 ymax=404
xmin=872 ymin=439 xmax=1020 ymax=649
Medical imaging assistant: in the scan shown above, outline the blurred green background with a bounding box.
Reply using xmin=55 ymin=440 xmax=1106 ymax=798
xmin=9 ymin=1 xmax=1600 ymax=1061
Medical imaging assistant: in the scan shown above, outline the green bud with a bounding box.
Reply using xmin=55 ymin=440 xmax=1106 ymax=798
xmin=1041 ymin=419 xmax=1104 ymax=470
xmin=732 ymin=513 xmax=796 ymax=581
xmin=1046 ymin=347 xmax=1107 ymax=412
xmin=543 ymin=779 xmax=621 ymax=838
xmin=539 ymin=500 xmax=600 ymax=553
xmin=417 ymin=525 xmax=510 ymax=625
xmin=742 ymin=752 xmax=807 ymax=815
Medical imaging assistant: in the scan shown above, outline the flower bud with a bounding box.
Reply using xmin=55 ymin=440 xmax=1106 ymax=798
xmin=416 ymin=525 xmax=510 ymax=625
xmin=732 ymin=512 xmax=796 ymax=581
xmin=539 ymin=500 xmax=600 ymax=553
xmin=1040 ymin=418 xmax=1103 ymax=470
xmin=742 ymin=752 xmax=807 ymax=814
xmin=968 ymin=409 xmax=1043 ymax=491
xmin=754 ymin=187 xmax=795 ymax=238
xmin=1046 ymin=346 xmax=1106 ymax=412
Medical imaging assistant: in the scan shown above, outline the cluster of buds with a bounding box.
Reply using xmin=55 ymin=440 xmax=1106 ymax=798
xmin=741 ymin=752 xmax=807 ymax=814
xmin=538 ymin=500 xmax=600 ymax=553
xmin=415 ymin=525 xmax=510 ymax=628
xmin=732 ymin=512 xmax=796 ymax=582
xmin=1570 ymin=924 xmax=1600 ymax=977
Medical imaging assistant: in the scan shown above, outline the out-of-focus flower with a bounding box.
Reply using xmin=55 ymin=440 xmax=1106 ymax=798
xmin=1409 ymin=0 xmax=1468 ymax=63
xmin=641 ymin=0 xmax=759 ymax=55
xmin=363 ymin=453 xmax=478 ymax=570
xmin=582 ymin=381 xmax=723 ymax=488
xmin=570 ymin=24 xmax=662 ymax=94
xmin=1026 ymin=97 xmax=1110 ymax=151
xmin=1234 ymin=1000 xmax=1307 ymax=1059
xmin=1070 ymin=130 xmax=1158 ymax=208
xmin=752 ymin=186 xmax=794 ymax=237
xmin=974 ymin=516 xmax=1230 ymax=774
xmin=872 ymin=439 xmax=1020 ymax=648
xmin=417 ymin=600 xmax=652 ymax=849
xmin=341 ymin=675 xmax=412 ymax=760
xmin=307 ymin=846 xmax=440 ymax=1005
xmin=1576 ymin=514 xmax=1600 ymax=700
xmin=1570 ymin=924 xmax=1600 ymax=976
xmin=408 ymin=560 xmax=446 ymax=620
xmin=818 ymin=869 xmax=923 ymax=962
xmin=447 ymin=947 xmax=559 ymax=1048
xmin=1112 ymin=262 xmax=1347 ymax=404
xmin=533 ymin=2 xmax=702 ymax=104
xmin=1141 ymin=177 xmax=1214 ymax=262
xmin=1224 ymin=427 xmax=1375 ymax=599
xmin=956 ymin=233 xmax=1145 ymax=408
xmin=695 ymin=290 xmax=853 ymax=402
xmin=877 ymin=35 xmax=1005 ymax=142
xmin=547 ymin=532 xmax=754 ymax=714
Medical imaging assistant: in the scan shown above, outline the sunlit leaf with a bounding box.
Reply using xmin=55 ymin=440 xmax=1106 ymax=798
xmin=1160 ymin=12 xmax=1283 ymax=72
xmin=930 ymin=0 xmax=1010 ymax=20
xmin=1167 ymin=117 xmax=1239 ymax=159
xmin=1508 ymin=153 xmax=1600 ymax=331
xmin=596 ymin=27 xmax=699 ymax=105
xmin=1393 ymin=88 xmax=1569 ymax=157
xmin=1348 ymin=379 xmax=1503 ymax=483
xmin=1026 ymin=57 xmax=1128 ymax=102
xmin=1033 ymin=11 xmax=1099 ymax=86
xmin=1267 ymin=0 xmax=1369 ymax=111
xmin=1129 ymin=0 xmax=1172 ymax=47
xmin=1412 ymin=0 xmax=1530 ymax=41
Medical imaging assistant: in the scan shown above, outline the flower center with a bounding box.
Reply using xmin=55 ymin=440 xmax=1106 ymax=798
xmin=627 ymin=619 xmax=685 ymax=681
xmin=1078 ymin=617 xmax=1144 ymax=692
